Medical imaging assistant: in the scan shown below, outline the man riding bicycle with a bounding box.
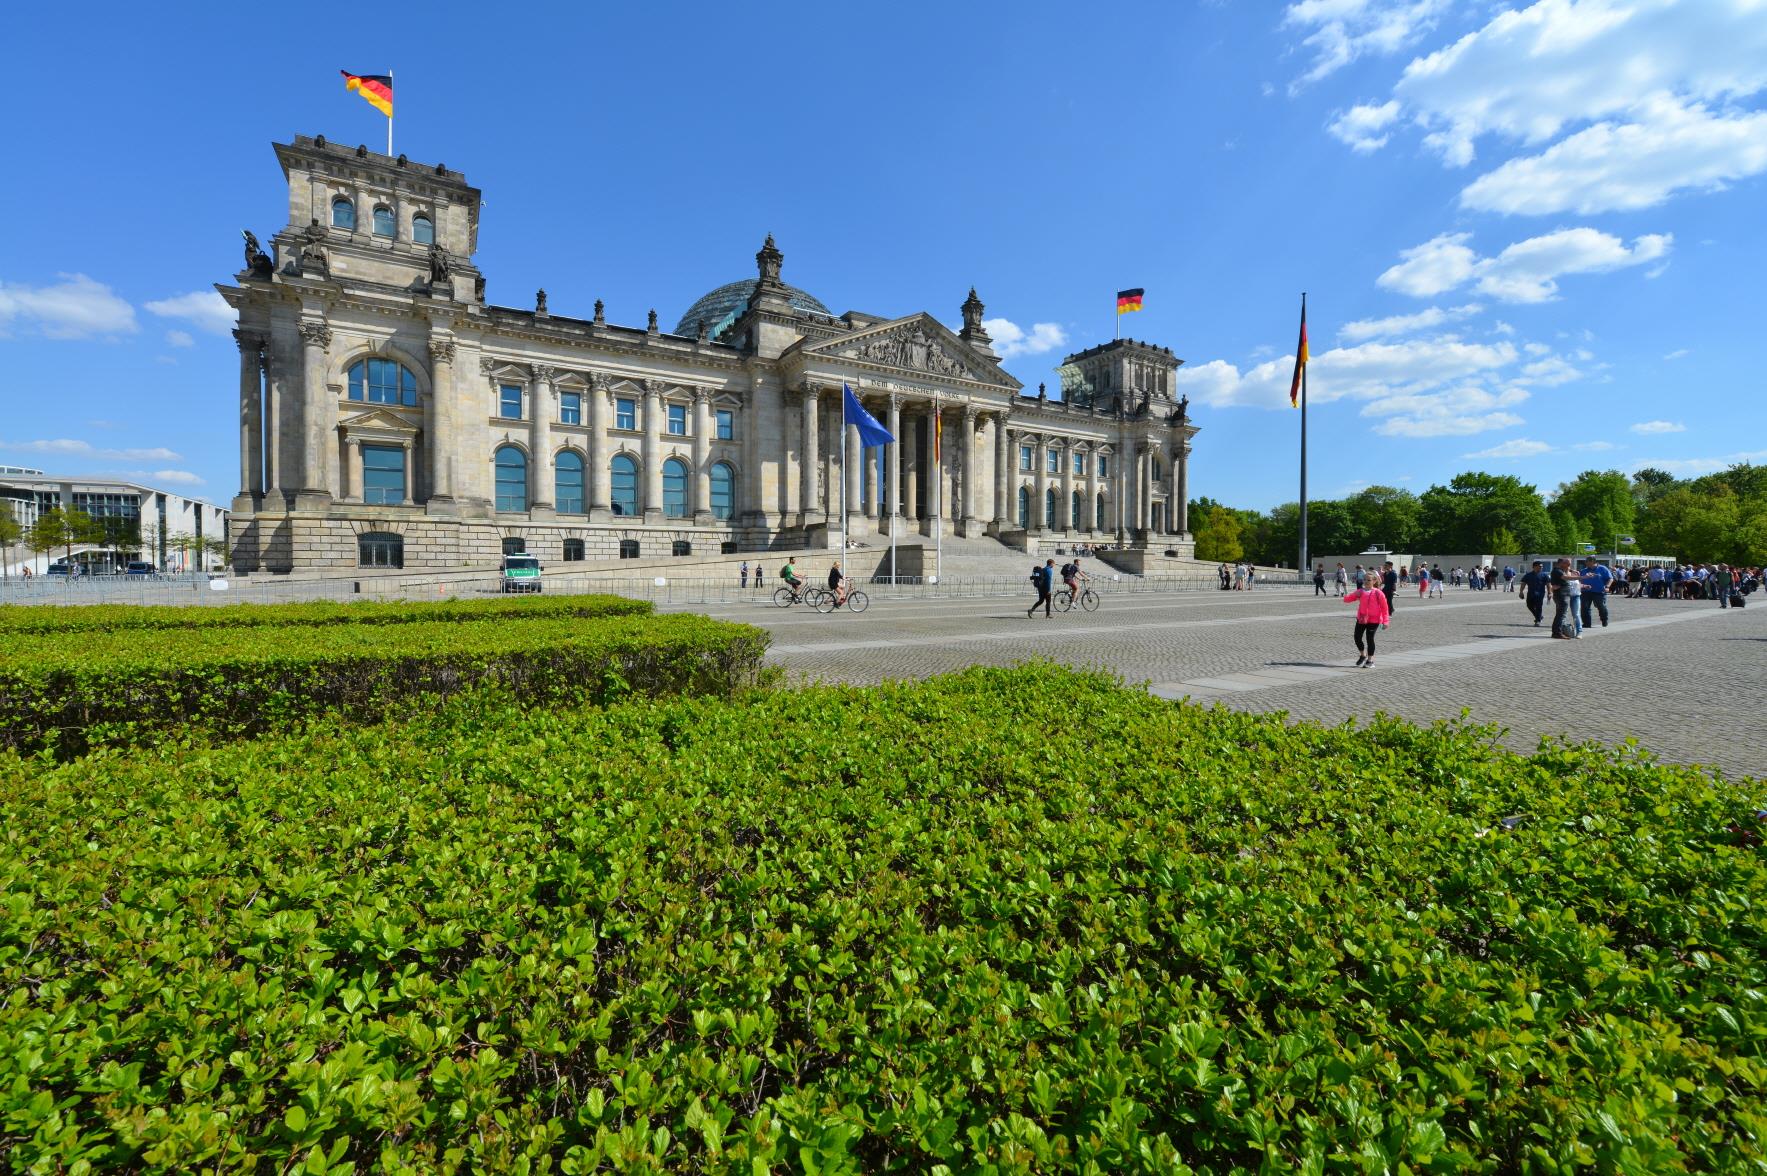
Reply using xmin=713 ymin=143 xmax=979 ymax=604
xmin=1060 ymin=558 xmax=1089 ymax=606
xmin=826 ymin=560 xmax=846 ymax=607
xmin=781 ymin=559 xmax=804 ymax=601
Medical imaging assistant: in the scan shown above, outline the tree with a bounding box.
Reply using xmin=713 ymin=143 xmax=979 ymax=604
xmin=1550 ymin=506 xmax=1585 ymax=555
xmin=1418 ymin=473 xmax=1553 ymax=553
xmin=1637 ymin=486 xmax=1740 ymax=563
xmin=1343 ymin=485 xmax=1421 ymax=552
xmin=1553 ymin=470 xmax=1636 ymax=547
xmin=0 ymin=507 xmax=22 ymax=579
xmin=28 ymin=508 xmax=101 ymax=570
xmin=1193 ymin=505 xmax=1244 ymax=562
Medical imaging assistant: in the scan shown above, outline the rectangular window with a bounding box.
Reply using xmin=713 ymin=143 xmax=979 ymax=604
xmin=562 ymin=538 xmax=585 ymax=562
xmin=361 ymin=444 xmax=405 ymax=505
xmin=499 ymin=384 xmax=522 ymax=420
xmin=1047 ymin=449 xmax=1061 ymax=474
xmin=615 ymin=398 xmax=636 ymax=430
xmin=667 ymin=403 xmax=688 ymax=436
xmin=715 ymin=409 xmax=734 ymax=440
xmin=1098 ymin=455 xmax=1109 ymax=479
xmin=619 ymin=539 xmax=640 ymax=559
xmin=1019 ymin=445 xmax=1033 ymax=472
xmin=672 ymin=540 xmax=692 ymax=557
xmin=1074 ymin=452 xmax=1086 ymax=476
xmin=559 ymin=392 xmax=581 ymax=425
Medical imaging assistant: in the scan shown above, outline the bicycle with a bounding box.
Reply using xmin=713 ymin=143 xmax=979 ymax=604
xmin=771 ymin=583 xmax=825 ymax=609
xmin=814 ymin=578 xmax=869 ymax=614
xmin=1054 ymin=585 xmax=1099 ymax=612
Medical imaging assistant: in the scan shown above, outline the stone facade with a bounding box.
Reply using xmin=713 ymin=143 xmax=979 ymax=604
xmin=221 ymin=134 xmax=1199 ymax=573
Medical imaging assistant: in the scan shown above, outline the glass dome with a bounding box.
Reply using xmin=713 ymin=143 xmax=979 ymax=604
xmin=673 ymin=279 xmax=832 ymax=338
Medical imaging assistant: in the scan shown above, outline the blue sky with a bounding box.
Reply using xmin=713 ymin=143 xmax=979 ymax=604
xmin=2 ymin=0 xmax=1763 ymax=510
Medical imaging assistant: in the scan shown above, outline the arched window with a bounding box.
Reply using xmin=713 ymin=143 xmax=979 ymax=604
xmin=347 ymin=357 xmax=419 ymax=406
xmin=1097 ymin=493 xmax=1106 ymax=531
xmin=412 ymin=213 xmax=434 ymax=245
xmin=331 ymin=196 xmax=355 ymax=229
xmin=610 ymin=454 xmax=638 ymax=517
xmin=1045 ymin=487 xmax=1058 ymax=527
xmin=494 ymin=446 xmax=527 ymax=512
xmin=662 ymin=457 xmax=689 ymax=518
xmin=373 ymin=206 xmax=396 ymax=237
xmin=555 ymin=450 xmax=584 ymax=514
xmin=1017 ymin=485 xmax=1030 ymax=528
xmin=709 ymin=462 xmax=735 ymax=521
xmin=1071 ymin=490 xmax=1083 ymax=529
xmin=358 ymin=531 xmax=402 ymax=568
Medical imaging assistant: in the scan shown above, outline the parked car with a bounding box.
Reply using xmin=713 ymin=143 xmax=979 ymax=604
xmin=44 ymin=561 xmax=77 ymax=577
xmin=500 ymin=554 xmax=543 ymax=593
xmin=124 ymin=561 xmax=158 ymax=578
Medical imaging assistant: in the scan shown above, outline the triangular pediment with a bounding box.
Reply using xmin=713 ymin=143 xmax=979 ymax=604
xmin=800 ymin=314 xmax=1019 ymax=388
xmin=339 ymin=407 xmax=419 ymax=432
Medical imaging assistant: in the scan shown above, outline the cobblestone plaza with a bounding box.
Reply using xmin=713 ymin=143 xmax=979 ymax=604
xmin=675 ymin=586 xmax=1767 ymax=779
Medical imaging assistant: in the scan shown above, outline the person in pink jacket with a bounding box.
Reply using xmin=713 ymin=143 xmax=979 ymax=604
xmin=1343 ymin=584 xmax=1391 ymax=667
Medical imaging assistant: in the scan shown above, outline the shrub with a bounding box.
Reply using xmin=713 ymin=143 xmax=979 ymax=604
xmin=0 ymin=613 xmax=766 ymax=755
xmin=0 ymin=593 xmax=650 ymax=636
xmin=1 ymin=664 xmax=1761 ymax=1172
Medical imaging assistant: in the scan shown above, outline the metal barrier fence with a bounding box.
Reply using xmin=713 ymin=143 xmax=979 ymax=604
xmin=0 ymin=572 xmax=1313 ymax=608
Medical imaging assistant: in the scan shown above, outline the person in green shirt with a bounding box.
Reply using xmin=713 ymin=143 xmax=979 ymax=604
xmin=1715 ymin=563 xmax=1735 ymax=608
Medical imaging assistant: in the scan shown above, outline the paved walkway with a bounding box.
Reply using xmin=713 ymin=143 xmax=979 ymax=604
xmin=670 ymin=587 xmax=1766 ymax=780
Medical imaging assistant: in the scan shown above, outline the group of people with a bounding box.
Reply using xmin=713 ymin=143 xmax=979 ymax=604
xmin=1624 ymin=563 xmax=1762 ymax=600
xmin=1218 ymin=563 xmax=1259 ymax=591
xmin=1314 ymin=562 xmax=1517 ymax=597
xmin=1028 ymin=557 xmax=1092 ymax=618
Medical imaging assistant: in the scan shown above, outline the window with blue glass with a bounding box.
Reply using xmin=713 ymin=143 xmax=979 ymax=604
xmin=1047 ymin=448 xmax=1061 ymax=474
xmin=499 ymin=384 xmax=523 ymax=420
xmin=715 ymin=409 xmax=733 ymax=440
xmin=1046 ymin=487 xmax=1058 ymax=523
xmin=554 ymin=450 xmax=584 ymax=514
xmin=1098 ymin=455 xmax=1109 ymax=479
xmin=358 ymin=531 xmax=403 ymax=568
xmin=615 ymin=398 xmax=636 ymax=430
xmin=1097 ymin=494 xmax=1106 ymax=530
xmin=559 ymin=392 xmax=581 ymax=425
xmin=1019 ymin=445 xmax=1033 ymax=472
xmin=667 ymin=404 xmax=688 ymax=436
xmin=331 ymin=196 xmax=355 ymax=229
xmin=494 ymin=446 xmax=527 ymax=512
xmin=1017 ymin=485 xmax=1030 ymax=527
xmin=348 ymin=359 xmax=419 ymax=406
xmin=662 ymin=457 xmax=689 ymax=518
xmin=412 ymin=213 xmax=434 ymax=245
xmin=1074 ymin=452 xmax=1086 ymax=476
xmin=1151 ymin=454 xmax=1162 ymax=481
xmin=1071 ymin=491 xmax=1082 ymax=529
xmin=709 ymin=462 xmax=735 ymax=520
xmin=373 ymin=206 xmax=395 ymax=237
xmin=361 ymin=444 xmax=405 ymax=504
xmin=610 ymin=454 xmax=638 ymax=516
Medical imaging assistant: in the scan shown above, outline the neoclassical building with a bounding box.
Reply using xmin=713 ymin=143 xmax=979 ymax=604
xmin=221 ymin=134 xmax=1198 ymax=572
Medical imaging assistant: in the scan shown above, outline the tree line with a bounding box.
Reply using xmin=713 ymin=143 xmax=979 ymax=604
xmin=1190 ymin=463 xmax=1767 ymax=568
xmin=0 ymin=507 xmax=227 ymax=577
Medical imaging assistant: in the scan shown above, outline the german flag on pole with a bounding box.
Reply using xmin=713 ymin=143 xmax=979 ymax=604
xmin=1288 ymin=295 xmax=1309 ymax=408
xmin=1116 ymin=288 xmax=1145 ymax=315
xmin=341 ymin=70 xmax=393 ymax=117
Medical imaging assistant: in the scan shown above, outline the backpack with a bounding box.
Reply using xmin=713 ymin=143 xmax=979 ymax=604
xmin=1061 ymin=562 xmax=1077 ymax=578
xmin=1030 ymin=565 xmax=1041 ymax=584
xmin=779 ymin=564 xmax=789 ymax=579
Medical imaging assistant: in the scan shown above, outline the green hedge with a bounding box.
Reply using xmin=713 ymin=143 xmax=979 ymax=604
xmin=0 ymin=613 xmax=766 ymax=755
xmin=0 ymin=593 xmax=650 ymax=636
xmin=1 ymin=664 xmax=1761 ymax=1172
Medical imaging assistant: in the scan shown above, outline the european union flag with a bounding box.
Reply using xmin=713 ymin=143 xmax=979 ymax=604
xmin=843 ymin=383 xmax=894 ymax=447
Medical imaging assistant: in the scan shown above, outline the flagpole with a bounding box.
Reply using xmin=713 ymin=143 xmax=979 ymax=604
xmin=1298 ymin=291 xmax=1309 ymax=577
xmin=934 ymin=405 xmax=943 ymax=587
xmin=387 ymin=68 xmax=394 ymax=155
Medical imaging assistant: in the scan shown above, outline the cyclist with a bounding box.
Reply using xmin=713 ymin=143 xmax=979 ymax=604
xmin=781 ymin=559 xmax=804 ymax=602
xmin=1060 ymin=558 xmax=1089 ymax=607
xmin=826 ymin=560 xmax=846 ymax=607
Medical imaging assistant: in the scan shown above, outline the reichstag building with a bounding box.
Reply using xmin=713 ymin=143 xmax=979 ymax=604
xmin=221 ymin=134 xmax=1200 ymax=572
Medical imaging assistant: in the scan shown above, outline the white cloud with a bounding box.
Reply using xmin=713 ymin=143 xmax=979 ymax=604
xmin=1630 ymin=420 xmax=1685 ymax=434
xmin=0 ymin=274 xmax=137 ymax=339
xmin=1459 ymin=97 xmax=1767 ymax=215
xmin=1634 ymin=449 xmax=1767 ymax=477
xmin=144 ymin=290 xmax=234 ymax=336
xmin=1465 ymin=438 xmax=1555 ymax=459
xmin=984 ymin=318 xmax=1068 ymax=360
xmin=1327 ymin=100 xmax=1402 ymax=152
xmin=165 ymin=329 xmax=195 ymax=348
xmin=1519 ymin=356 xmax=1582 ymax=386
xmin=1395 ymin=0 xmax=1767 ymax=167
xmin=145 ymin=469 xmax=205 ymax=486
xmin=1339 ymin=302 xmax=1481 ymax=343
xmin=1284 ymin=0 xmax=1449 ymax=90
xmin=1663 ymin=348 xmax=1689 ymax=360
xmin=1378 ymin=227 xmax=1671 ymax=302
xmin=0 ymin=438 xmax=184 ymax=462
xmin=1573 ymin=440 xmax=1617 ymax=451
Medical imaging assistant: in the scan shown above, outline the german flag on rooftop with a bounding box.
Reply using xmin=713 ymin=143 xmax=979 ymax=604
xmin=1116 ymin=288 xmax=1144 ymax=315
xmin=341 ymin=71 xmax=393 ymax=118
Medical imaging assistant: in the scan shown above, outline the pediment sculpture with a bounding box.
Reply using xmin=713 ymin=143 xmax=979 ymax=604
xmin=853 ymin=327 xmax=969 ymax=378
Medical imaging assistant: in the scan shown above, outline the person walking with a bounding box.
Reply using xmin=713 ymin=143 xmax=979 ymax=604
xmin=1549 ymin=558 xmax=1582 ymax=638
xmin=1430 ymin=565 xmax=1445 ymax=598
xmin=1027 ymin=558 xmax=1055 ymax=618
xmin=1342 ymin=579 xmax=1391 ymax=668
xmin=739 ymin=560 xmax=749 ymax=589
xmin=1503 ymin=564 xmax=1516 ymax=592
xmin=1519 ymin=559 xmax=1548 ymax=625
xmin=1715 ymin=562 xmax=1735 ymax=608
xmin=1580 ymin=556 xmax=1613 ymax=628
xmin=1381 ymin=561 xmax=1398 ymax=614
xmin=1417 ymin=564 xmax=1431 ymax=599
xmin=1233 ymin=563 xmax=1246 ymax=591
xmin=1314 ymin=564 xmax=1328 ymax=596
xmin=1334 ymin=563 xmax=1348 ymax=594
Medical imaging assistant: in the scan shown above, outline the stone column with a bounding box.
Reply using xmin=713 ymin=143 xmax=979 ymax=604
xmin=1087 ymin=456 xmax=1101 ymax=534
xmin=992 ymin=417 xmax=1010 ymax=532
xmin=343 ymin=437 xmax=361 ymax=501
xmin=234 ymin=329 xmax=262 ymax=502
xmin=692 ymin=387 xmax=713 ymax=524
xmin=1167 ymin=443 xmax=1182 ymax=534
xmin=642 ymin=380 xmax=663 ymax=523
xmin=864 ymin=399 xmax=882 ymax=520
xmin=961 ymin=405 xmax=979 ymax=533
xmin=588 ymin=375 xmax=611 ymax=521
xmin=799 ymin=385 xmax=820 ymax=521
xmin=400 ymin=438 xmax=415 ymax=504
xmin=1139 ymin=448 xmax=1153 ymax=532
xmin=528 ymin=365 xmax=555 ymax=513
xmin=885 ymin=393 xmax=902 ymax=533
xmin=1061 ymin=440 xmax=1075 ymax=532
xmin=1176 ymin=442 xmax=1191 ymax=535
xmin=295 ymin=320 xmax=332 ymax=505
xmin=427 ymin=338 xmax=456 ymax=505
xmin=903 ymin=410 xmax=919 ymax=524
xmin=1033 ymin=436 xmax=1048 ymax=531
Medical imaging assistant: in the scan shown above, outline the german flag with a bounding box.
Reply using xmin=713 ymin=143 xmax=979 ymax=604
xmin=1116 ymin=288 xmax=1145 ymax=315
xmin=1288 ymin=295 xmax=1308 ymax=408
xmin=340 ymin=70 xmax=393 ymax=118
